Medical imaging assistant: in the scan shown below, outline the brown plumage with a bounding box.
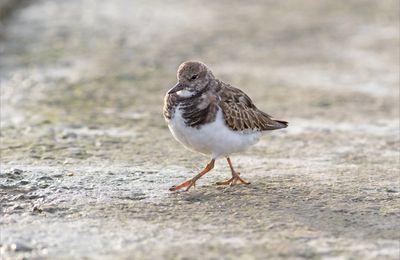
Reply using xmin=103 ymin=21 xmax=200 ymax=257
xmin=163 ymin=86 xmax=219 ymax=128
xmin=163 ymin=73 xmax=288 ymax=132
xmin=215 ymin=80 xmax=288 ymax=131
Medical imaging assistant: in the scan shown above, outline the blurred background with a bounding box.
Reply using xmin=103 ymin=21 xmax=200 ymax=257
xmin=1 ymin=0 xmax=399 ymax=259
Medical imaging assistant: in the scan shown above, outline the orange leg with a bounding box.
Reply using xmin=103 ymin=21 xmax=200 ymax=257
xmin=216 ymin=157 xmax=250 ymax=186
xmin=169 ymin=159 xmax=215 ymax=192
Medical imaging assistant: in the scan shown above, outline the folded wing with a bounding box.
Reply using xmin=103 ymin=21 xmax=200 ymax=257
xmin=218 ymin=85 xmax=288 ymax=131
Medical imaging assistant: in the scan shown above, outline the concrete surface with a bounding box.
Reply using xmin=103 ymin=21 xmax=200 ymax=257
xmin=0 ymin=0 xmax=399 ymax=259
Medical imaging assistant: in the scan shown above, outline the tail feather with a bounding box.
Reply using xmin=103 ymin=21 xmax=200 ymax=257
xmin=273 ymin=120 xmax=288 ymax=129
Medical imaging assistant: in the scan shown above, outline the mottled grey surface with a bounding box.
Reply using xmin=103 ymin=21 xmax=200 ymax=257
xmin=1 ymin=0 xmax=399 ymax=259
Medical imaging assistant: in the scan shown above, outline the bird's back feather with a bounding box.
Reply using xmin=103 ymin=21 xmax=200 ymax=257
xmin=216 ymin=81 xmax=288 ymax=131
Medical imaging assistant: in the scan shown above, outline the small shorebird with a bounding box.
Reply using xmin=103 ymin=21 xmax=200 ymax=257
xmin=163 ymin=61 xmax=288 ymax=191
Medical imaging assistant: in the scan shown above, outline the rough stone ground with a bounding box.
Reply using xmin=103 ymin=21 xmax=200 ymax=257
xmin=1 ymin=0 xmax=399 ymax=259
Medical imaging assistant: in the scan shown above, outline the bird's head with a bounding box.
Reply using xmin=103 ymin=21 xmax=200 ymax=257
xmin=168 ymin=61 xmax=214 ymax=97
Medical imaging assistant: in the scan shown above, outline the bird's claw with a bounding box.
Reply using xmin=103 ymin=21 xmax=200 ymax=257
xmin=170 ymin=179 xmax=197 ymax=192
xmin=216 ymin=172 xmax=250 ymax=186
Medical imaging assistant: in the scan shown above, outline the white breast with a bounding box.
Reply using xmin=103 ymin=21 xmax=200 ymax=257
xmin=167 ymin=106 xmax=262 ymax=159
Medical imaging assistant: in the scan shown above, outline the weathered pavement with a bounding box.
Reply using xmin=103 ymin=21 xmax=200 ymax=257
xmin=1 ymin=0 xmax=399 ymax=259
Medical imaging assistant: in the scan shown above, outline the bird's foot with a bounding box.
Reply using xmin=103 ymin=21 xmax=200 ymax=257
xmin=216 ymin=172 xmax=250 ymax=186
xmin=169 ymin=178 xmax=197 ymax=192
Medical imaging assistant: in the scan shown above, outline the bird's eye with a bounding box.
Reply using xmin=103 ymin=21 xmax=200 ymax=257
xmin=190 ymin=74 xmax=198 ymax=80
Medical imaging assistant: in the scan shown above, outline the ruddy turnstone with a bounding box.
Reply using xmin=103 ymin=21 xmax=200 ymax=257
xmin=163 ymin=61 xmax=288 ymax=191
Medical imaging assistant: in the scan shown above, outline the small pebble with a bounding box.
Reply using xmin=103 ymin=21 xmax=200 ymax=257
xmin=10 ymin=242 xmax=32 ymax=252
xmin=32 ymin=205 xmax=43 ymax=213
xmin=12 ymin=168 xmax=23 ymax=175
xmin=61 ymin=132 xmax=78 ymax=139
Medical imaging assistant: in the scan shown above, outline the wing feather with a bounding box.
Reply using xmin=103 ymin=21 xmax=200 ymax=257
xmin=217 ymin=83 xmax=288 ymax=131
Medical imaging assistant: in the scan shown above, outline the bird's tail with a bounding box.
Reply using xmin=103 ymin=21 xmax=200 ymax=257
xmin=272 ymin=120 xmax=288 ymax=129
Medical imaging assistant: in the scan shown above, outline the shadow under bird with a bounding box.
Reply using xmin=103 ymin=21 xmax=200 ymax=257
xmin=163 ymin=61 xmax=288 ymax=191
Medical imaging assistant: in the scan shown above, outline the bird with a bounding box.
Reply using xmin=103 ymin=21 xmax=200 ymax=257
xmin=163 ymin=61 xmax=288 ymax=192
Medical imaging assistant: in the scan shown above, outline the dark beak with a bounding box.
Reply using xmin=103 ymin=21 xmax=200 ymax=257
xmin=168 ymin=82 xmax=185 ymax=94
